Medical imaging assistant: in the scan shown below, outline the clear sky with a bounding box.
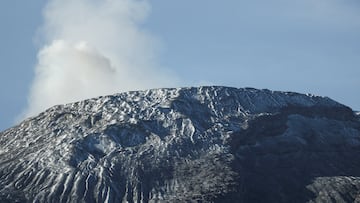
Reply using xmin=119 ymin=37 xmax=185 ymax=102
xmin=1 ymin=0 xmax=359 ymax=131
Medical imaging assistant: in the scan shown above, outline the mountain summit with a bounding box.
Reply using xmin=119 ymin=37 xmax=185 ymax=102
xmin=1 ymin=86 xmax=360 ymax=202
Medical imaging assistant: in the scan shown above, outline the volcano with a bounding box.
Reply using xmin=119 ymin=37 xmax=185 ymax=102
xmin=1 ymin=86 xmax=360 ymax=202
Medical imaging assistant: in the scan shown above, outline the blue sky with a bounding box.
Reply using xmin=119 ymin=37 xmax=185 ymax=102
xmin=1 ymin=0 xmax=360 ymax=131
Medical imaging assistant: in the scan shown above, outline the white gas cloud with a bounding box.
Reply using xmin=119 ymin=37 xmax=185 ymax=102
xmin=23 ymin=0 xmax=178 ymax=118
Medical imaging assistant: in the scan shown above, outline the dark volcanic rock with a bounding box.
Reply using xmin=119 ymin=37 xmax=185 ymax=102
xmin=0 ymin=86 xmax=360 ymax=202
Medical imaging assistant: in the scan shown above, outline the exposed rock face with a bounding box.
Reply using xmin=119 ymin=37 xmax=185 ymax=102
xmin=0 ymin=86 xmax=359 ymax=203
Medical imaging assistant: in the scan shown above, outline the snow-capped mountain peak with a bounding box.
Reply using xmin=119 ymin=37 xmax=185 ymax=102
xmin=1 ymin=86 xmax=359 ymax=202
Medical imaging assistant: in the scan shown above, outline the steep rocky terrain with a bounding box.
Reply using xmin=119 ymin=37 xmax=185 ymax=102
xmin=0 ymin=86 xmax=360 ymax=202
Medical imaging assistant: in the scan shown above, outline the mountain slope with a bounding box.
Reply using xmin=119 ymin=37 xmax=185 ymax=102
xmin=1 ymin=86 xmax=360 ymax=202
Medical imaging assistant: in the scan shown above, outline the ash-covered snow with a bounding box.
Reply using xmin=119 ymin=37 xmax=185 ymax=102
xmin=0 ymin=86 xmax=359 ymax=202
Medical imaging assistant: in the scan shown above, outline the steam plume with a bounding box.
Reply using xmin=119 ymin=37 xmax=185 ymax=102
xmin=24 ymin=0 xmax=177 ymax=118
